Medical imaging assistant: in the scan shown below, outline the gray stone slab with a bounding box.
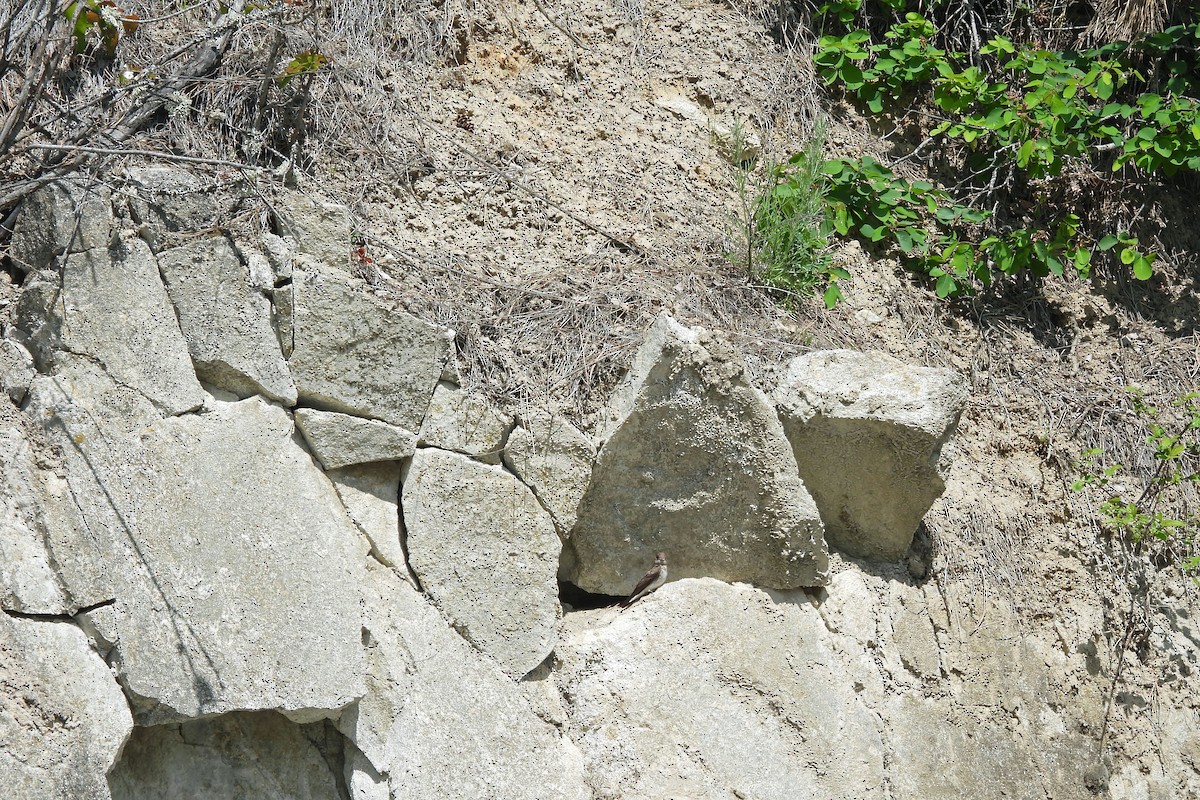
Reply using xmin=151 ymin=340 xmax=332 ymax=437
xmin=773 ymin=349 xmax=968 ymax=560
xmin=23 ymin=393 xmax=366 ymax=724
xmin=108 ymin=711 xmax=342 ymax=800
xmin=0 ymin=614 xmax=133 ymax=800
xmin=158 ymin=236 xmax=297 ymax=404
xmin=294 ymin=407 xmax=416 ymax=470
xmin=503 ymin=409 xmax=595 ymax=536
xmin=339 ymin=562 xmax=588 ymax=799
xmin=14 ymin=237 xmax=204 ymax=416
xmin=565 ymin=314 xmax=828 ymax=594
xmin=419 ymin=382 xmax=513 ymax=464
xmin=326 ymin=461 xmax=407 ymax=572
xmin=556 ymin=578 xmax=884 ymax=799
xmin=403 ymin=448 xmax=561 ymax=678
xmin=9 ymin=180 xmax=112 ymax=273
xmin=0 ymin=406 xmax=70 ymax=614
xmin=272 ymin=192 xmax=352 ymax=268
xmin=288 ymin=261 xmax=452 ymax=429
xmin=0 ymin=336 xmax=35 ymax=404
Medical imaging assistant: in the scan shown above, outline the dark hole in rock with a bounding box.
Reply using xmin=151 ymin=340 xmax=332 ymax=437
xmin=107 ymin=710 xmax=353 ymax=800
xmin=558 ymin=580 xmax=624 ymax=611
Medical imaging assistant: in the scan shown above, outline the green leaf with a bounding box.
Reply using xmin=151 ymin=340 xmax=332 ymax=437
xmin=1097 ymin=234 xmax=1119 ymax=251
xmin=1017 ymin=139 xmax=1035 ymax=167
xmin=823 ymin=284 xmax=844 ymax=309
xmin=1133 ymin=254 xmax=1155 ymax=279
xmin=935 ymin=274 xmax=957 ymax=297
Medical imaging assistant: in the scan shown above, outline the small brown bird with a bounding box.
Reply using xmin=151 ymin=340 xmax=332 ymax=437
xmin=619 ymin=552 xmax=667 ymax=610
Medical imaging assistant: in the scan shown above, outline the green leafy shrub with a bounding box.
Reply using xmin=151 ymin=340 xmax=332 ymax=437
xmin=801 ymin=0 xmax=1200 ymax=296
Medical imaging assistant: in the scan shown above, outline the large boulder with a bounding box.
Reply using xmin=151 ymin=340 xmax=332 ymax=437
xmin=503 ymin=409 xmax=595 ymax=536
xmin=339 ymin=562 xmax=588 ymax=800
xmin=22 ymin=390 xmax=366 ymax=724
xmin=418 ymin=381 xmax=513 ymax=464
xmin=556 ymin=578 xmax=884 ymax=799
xmin=288 ymin=261 xmax=452 ymax=430
xmin=0 ymin=613 xmax=133 ymax=800
xmin=564 ymin=314 xmax=828 ymax=594
xmin=9 ymin=180 xmax=112 ymax=273
xmin=773 ymin=349 xmax=968 ymax=561
xmin=158 ymin=236 xmax=297 ymax=404
xmin=294 ymin=407 xmax=416 ymax=470
xmin=15 ymin=236 xmax=204 ymax=416
xmin=403 ymin=448 xmax=561 ymax=678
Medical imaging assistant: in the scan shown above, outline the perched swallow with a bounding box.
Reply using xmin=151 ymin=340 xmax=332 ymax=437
xmin=619 ymin=552 xmax=667 ymax=610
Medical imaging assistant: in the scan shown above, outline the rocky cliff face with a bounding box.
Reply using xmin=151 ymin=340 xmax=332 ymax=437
xmin=1 ymin=171 xmax=1195 ymax=800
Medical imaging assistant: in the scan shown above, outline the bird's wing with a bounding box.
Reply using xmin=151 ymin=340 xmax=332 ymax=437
xmin=626 ymin=565 xmax=662 ymax=599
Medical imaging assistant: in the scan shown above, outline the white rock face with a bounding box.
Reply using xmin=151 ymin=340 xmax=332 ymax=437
xmin=294 ymin=407 xmax=416 ymax=469
xmin=773 ymin=349 xmax=968 ymax=560
xmin=24 ymin=392 xmax=366 ymax=724
xmin=503 ymin=409 xmax=595 ymax=535
xmin=0 ymin=406 xmax=70 ymax=614
xmin=0 ymin=614 xmax=133 ymax=800
xmin=15 ymin=237 xmax=205 ymax=416
xmin=556 ymin=578 xmax=885 ymax=800
xmin=0 ymin=336 xmax=35 ymax=403
xmin=289 ymin=261 xmax=451 ymax=429
xmin=107 ymin=712 xmax=343 ymax=800
xmin=565 ymin=314 xmax=828 ymax=594
xmin=419 ymin=381 xmax=513 ymax=463
xmin=9 ymin=180 xmax=112 ymax=272
xmin=403 ymin=448 xmax=561 ymax=677
xmin=339 ymin=563 xmax=589 ymax=800
xmin=123 ymin=168 xmax=221 ymax=247
xmin=158 ymin=236 xmax=298 ymax=404
xmin=326 ymin=461 xmax=407 ymax=571
xmin=272 ymin=191 xmax=353 ymax=268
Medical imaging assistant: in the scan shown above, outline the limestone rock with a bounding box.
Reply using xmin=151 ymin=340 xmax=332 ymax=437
xmin=123 ymin=167 xmax=219 ymax=249
xmin=403 ymin=448 xmax=561 ymax=677
xmin=24 ymin=394 xmax=365 ymax=724
xmin=14 ymin=237 xmax=204 ymax=416
xmin=773 ymin=349 xmax=968 ymax=561
xmin=271 ymin=282 xmax=294 ymax=357
xmin=326 ymin=461 xmax=407 ymax=571
xmin=0 ymin=335 xmax=35 ymax=403
xmin=565 ymin=314 xmax=828 ymax=594
xmin=0 ymin=406 xmax=70 ymax=614
xmin=0 ymin=614 xmax=133 ymax=800
xmin=272 ymin=192 xmax=352 ymax=268
xmin=556 ymin=578 xmax=884 ymax=799
xmin=345 ymin=744 xmax=390 ymax=800
xmin=419 ymin=381 xmax=513 ymax=464
xmin=108 ymin=712 xmax=344 ymax=799
xmin=9 ymin=180 xmax=112 ymax=273
xmin=883 ymin=693 xmax=1095 ymax=800
xmin=339 ymin=562 xmax=588 ymax=800
xmin=158 ymin=236 xmax=297 ymax=404
xmin=502 ymin=409 xmax=595 ymax=535
xmin=294 ymin=407 xmax=416 ymax=469
xmin=289 ymin=261 xmax=452 ymax=430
